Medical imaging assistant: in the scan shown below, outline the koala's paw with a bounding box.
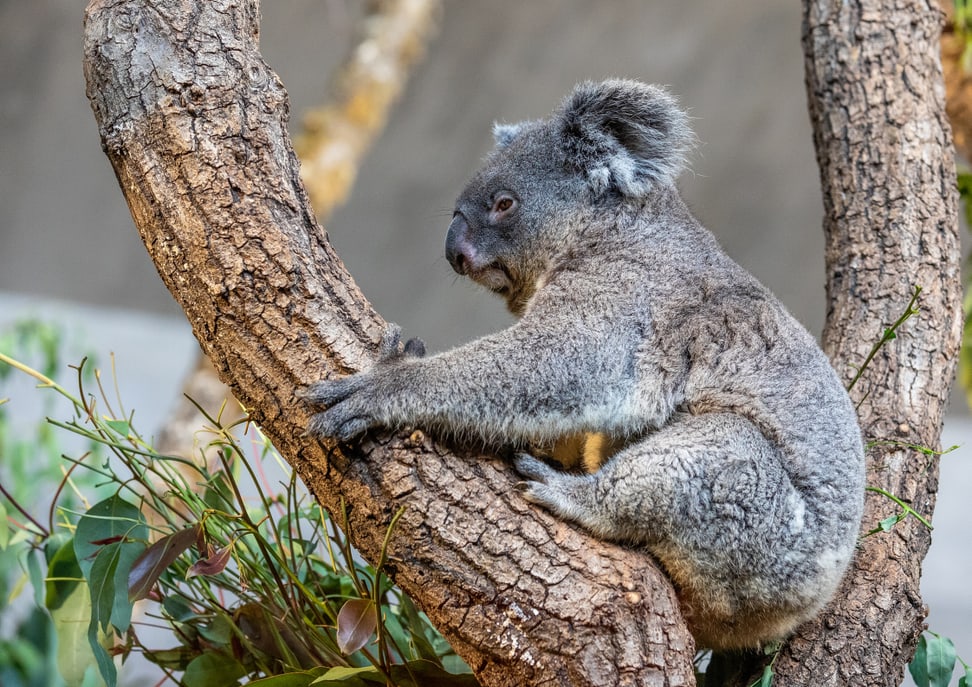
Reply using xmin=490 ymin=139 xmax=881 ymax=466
xmin=514 ymin=453 xmax=572 ymax=508
xmin=514 ymin=453 xmax=603 ymax=532
xmin=303 ymin=323 xmax=425 ymax=443
xmin=303 ymin=373 xmax=378 ymax=442
xmin=378 ymin=323 xmax=426 ymax=362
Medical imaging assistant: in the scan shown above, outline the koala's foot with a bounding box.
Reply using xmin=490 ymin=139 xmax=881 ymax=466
xmin=513 ymin=453 xmax=608 ymax=534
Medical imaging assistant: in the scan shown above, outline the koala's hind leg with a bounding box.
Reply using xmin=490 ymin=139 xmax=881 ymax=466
xmin=515 ymin=412 xmax=794 ymax=546
xmin=515 ymin=412 xmax=823 ymax=647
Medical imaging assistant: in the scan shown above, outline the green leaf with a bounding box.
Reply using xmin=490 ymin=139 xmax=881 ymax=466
xmin=26 ymin=547 xmax=46 ymax=608
xmin=0 ymin=500 xmax=8 ymax=550
xmin=103 ymin=419 xmax=130 ymax=437
xmin=909 ymin=633 xmax=958 ymax=687
xmin=758 ymin=664 xmax=774 ymax=687
xmin=88 ymin=539 xmax=144 ymax=634
xmin=203 ymin=471 xmax=236 ymax=510
xmin=310 ymin=666 xmax=377 ymax=685
xmin=46 ymin=537 xmax=82 ymax=611
xmin=198 ymin=614 xmax=234 ymax=645
xmin=88 ymin=545 xmax=121 ymax=635
xmin=162 ymin=595 xmax=197 ymax=623
xmin=879 ymin=514 xmax=900 ymax=532
xmin=87 ymin=609 xmax=116 ymax=687
xmin=182 ymin=652 xmax=246 ymax=687
xmin=925 ymin=633 xmax=957 ymax=687
xmin=74 ymin=496 xmax=146 ymax=581
xmin=74 ymin=496 xmax=146 ymax=635
xmin=959 ymin=664 xmax=972 ymax=687
xmin=50 ymin=577 xmax=104 ymax=687
xmin=910 ymin=634 xmax=930 ymax=687
xmin=128 ymin=525 xmax=199 ymax=601
xmin=336 ymin=598 xmax=377 ymax=655
xmin=375 ymin=661 xmax=481 ymax=686
xmin=246 ymin=674 xmax=317 ymax=687
xmin=395 ymin=596 xmax=440 ymax=663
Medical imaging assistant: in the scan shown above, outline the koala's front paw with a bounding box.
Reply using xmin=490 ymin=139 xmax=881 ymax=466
xmin=378 ymin=322 xmax=426 ymax=362
xmin=304 ymin=323 xmax=425 ymax=443
xmin=304 ymin=373 xmax=379 ymax=442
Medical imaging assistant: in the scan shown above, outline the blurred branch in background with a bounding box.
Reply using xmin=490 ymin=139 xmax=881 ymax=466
xmin=295 ymin=0 xmax=442 ymax=218
xmin=941 ymin=1 xmax=972 ymax=414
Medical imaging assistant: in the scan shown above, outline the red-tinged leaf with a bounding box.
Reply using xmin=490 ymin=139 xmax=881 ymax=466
xmin=128 ymin=525 xmax=201 ymax=602
xmin=187 ymin=544 xmax=233 ymax=578
xmin=336 ymin=598 xmax=377 ymax=655
xmin=195 ymin=524 xmax=207 ymax=554
xmin=89 ymin=535 xmax=125 ymax=546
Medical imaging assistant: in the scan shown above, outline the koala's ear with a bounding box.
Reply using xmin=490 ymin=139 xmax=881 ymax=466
xmin=557 ymin=79 xmax=693 ymax=197
xmin=492 ymin=122 xmax=524 ymax=149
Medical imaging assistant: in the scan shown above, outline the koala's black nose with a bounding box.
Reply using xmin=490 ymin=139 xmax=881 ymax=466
xmin=445 ymin=212 xmax=473 ymax=275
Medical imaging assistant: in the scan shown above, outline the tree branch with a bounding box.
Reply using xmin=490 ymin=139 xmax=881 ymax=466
xmin=82 ymin=2 xmax=696 ymax=685
xmin=753 ymin=2 xmax=963 ymax=685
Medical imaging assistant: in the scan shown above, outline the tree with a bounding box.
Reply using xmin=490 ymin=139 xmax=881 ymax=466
xmin=82 ymin=1 xmax=962 ymax=685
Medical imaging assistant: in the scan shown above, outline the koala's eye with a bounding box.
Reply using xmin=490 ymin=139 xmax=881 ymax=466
xmin=491 ymin=194 xmax=517 ymax=216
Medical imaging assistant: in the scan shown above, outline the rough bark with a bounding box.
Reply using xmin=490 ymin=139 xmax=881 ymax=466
xmin=82 ymin=2 xmax=696 ymax=686
xmin=741 ymin=2 xmax=962 ymax=686
xmin=155 ymin=0 xmax=440 ymax=472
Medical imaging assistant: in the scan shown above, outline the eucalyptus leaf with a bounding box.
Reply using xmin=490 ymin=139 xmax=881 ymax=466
xmin=182 ymin=652 xmax=246 ymax=687
xmin=51 ymin=578 xmax=104 ymax=687
xmin=336 ymin=598 xmax=377 ymax=655
xmin=128 ymin=524 xmax=199 ymax=601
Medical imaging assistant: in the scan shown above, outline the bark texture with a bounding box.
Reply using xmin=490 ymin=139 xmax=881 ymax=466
xmin=155 ymin=0 xmax=440 ymax=474
xmin=748 ymin=2 xmax=962 ymax=686
xmin=82 ymin=2 xmax=695 ymax=686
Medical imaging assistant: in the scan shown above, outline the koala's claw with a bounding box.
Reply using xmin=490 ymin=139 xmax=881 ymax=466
xmin=379 ymin=322 xmax=427 ymax=362
xmin=303 ymin=375 xmax=377 ymax=440
xmin=513 ymin=453 xmax=558 ymax=482
xmin=303 ymin=376 xmax=361 ymax=408
xmin=513 ymin=453 xmax=562 ymax=508
xmin=307 ymin=408 xmax=373 ymax=442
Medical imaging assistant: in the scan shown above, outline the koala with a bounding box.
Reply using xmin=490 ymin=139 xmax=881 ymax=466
xmin=305 ymin=79 xmax=865 ymax=651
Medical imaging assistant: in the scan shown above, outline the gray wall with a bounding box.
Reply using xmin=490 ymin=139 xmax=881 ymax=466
xmin=1 ymin=1 xmax=823 ymax=351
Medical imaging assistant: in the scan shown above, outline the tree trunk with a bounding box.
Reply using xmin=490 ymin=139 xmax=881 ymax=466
xmin=82 ymin=2 xmax=696 ymax=686
xmin=745 ymin=2 xmax=963 ymax=686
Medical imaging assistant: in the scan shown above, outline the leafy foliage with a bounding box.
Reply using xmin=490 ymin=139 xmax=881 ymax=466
xmin=909 ymin=632 xmax=972 ymax=687
xmin=0 ymin=328 xmax=475 ymax=686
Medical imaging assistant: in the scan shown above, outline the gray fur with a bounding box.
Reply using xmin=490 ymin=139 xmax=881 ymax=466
xmin=306 ymin=79 xmax=865 ymax=650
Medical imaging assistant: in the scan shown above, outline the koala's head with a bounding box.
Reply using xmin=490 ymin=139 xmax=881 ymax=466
xmin=445 ymin=79 xmax=693 ymax=314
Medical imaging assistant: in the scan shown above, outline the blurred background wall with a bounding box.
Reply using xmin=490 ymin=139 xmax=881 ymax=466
xmin=0 ymin=1 xmax=968 ymax=680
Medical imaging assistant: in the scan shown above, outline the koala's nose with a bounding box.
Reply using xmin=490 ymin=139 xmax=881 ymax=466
xmin=445 ymin=212 xmax=474 ymax=275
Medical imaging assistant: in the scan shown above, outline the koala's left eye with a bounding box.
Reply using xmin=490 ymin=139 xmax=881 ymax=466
xmin=491 ymin=194 xmax=517 ymax=215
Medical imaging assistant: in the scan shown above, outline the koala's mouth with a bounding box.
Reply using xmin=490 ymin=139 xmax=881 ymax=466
xmin=468 ymin=261 xmax=513 ymax=294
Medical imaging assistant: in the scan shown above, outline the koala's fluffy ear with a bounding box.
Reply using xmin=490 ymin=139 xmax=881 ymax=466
xmin=557 ymin=79 xmax=693 ymax=198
